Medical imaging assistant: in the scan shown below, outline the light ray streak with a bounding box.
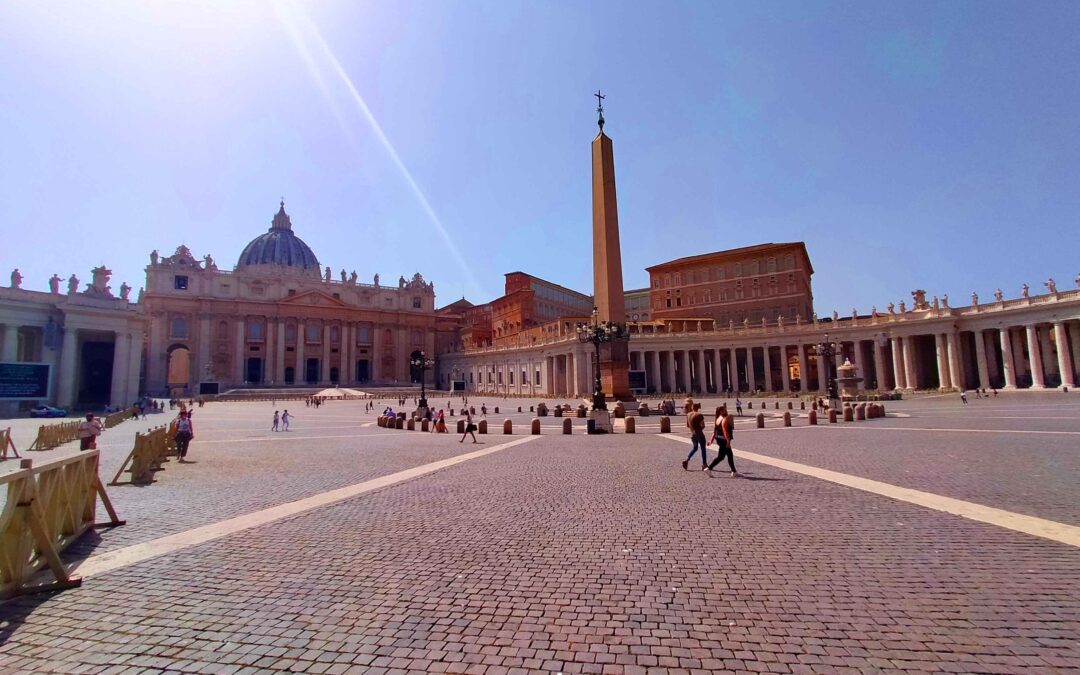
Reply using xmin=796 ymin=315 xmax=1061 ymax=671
xmin=272 ymin=1 xmax=486 ymax=298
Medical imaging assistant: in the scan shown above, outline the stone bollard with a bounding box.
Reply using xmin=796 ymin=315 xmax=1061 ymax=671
xmin=518 ymin=406 xmax=522 ymax=413
xmin=856 ymin=404 xmax=866 ymax=421
xmin=503 ymin=419 xmax=512 ymax=434
xmin=563 ymin=418 xmax=572 ymax=435
xmin=775 ymin=402 xmax=779 ymax=410
xmin=478 ymin=420 xmax=488 ymax=434
xmin=660 ymin=417 xmax=671 ymax=433
xmin=530 ymin=405 xmax=535 ymax=412
xmin=788 ymin=401 xmax=793 ymax=410
xmin=800 ymin=401 xmax=805 ymax=410
xmin=880 ymin=404 xmax=886 ymax=416
xmin=494 ymin=407 xmax=499 ymax=414
xmin=783 ymin=411 xmax=791 ymax=427
xmin=456 ymin=419 xmax=465 ymax=434
xmin=843 ymin=404 xmax=854 ymax=423
xmin=531 ymin=418 xmax=541 ymax=434
xmin=748 ymin=401 xmax=754 ymax=409
xmin=397 ymin=412 xmax=406 ymax=421
xmin=449 ymin=409 xmax=455 ymax=416
xmin=808 ymin=409 xmax=817 ymax=425
xmin=407 ymin=418 xmax=415 ymax=431
xmin=638 ymin=404 xmax=650 ymax=417
xmin=395 ymin=417 xmax=404 ymax=429
xmin=421 ymin=419 xmax=430 ymax=432
xmin=577 ymin=405 xmax=587 ymax=418
xmin=554 ymin=406 xmax=563 ymax=418
xmin=470 ymin=406 xmax=476 ymax=415
xmin=377 ymin=416 xmax=384 ymax=427
xmin=613 ymin=403 xmax=625 ymax=418
xmin=829 ymin=409 xmax=838 ymax=424
xmin=625 ymin=417 xmax=635 ymax=433
xmin=756 ymin=413 xmax=765 ymax=428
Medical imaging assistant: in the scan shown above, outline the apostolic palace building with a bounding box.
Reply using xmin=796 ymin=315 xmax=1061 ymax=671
xmin=1 ymin=182 xmax=1079 ymax=412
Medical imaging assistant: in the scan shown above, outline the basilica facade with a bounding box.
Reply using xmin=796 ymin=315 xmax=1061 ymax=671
xmin=142 ymin=202 xmax=438 ymax=395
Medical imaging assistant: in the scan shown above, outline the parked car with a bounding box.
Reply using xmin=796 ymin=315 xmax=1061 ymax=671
xmin=30 ymin=405 xmax=67 ymax=418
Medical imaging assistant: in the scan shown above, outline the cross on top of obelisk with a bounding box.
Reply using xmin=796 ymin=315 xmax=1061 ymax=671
xmin=595 ymin=89 xmax=605 ymax=131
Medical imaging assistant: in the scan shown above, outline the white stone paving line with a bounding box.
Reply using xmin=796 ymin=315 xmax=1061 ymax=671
xmin=662 ymin=435 xmax=1080 ymax=548
xmin=75 ymin=436 xmax=540 ymax=579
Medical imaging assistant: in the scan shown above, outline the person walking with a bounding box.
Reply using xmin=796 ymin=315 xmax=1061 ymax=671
xmin=707 ymin=404 xmax=741 ymax=478
xmin=735 ymin=397 xmax=743 ymax=417
xmin=960 ymin=389 xmax=968 ymax=405
xmin=272 ymin=410 xmax=280 ymax=432
xmin=460 ymin=411 xmax=478 ymax=443
xmin=435 ymin=410 xmax=447 ymax=433
xmin=281 ymin=409 xmax=291 ymax=431
xmin=175 ymin=411 xmax=194 ymax=462
xmin=78 ymin=413 xmax=103 ymax=451
xmin=681 ymin=403 xmax=709 ymax=471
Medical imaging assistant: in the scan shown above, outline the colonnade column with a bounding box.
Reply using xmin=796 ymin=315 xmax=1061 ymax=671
xmin=727 ymin=351 xmax=737 ymax=394
xmin=891 ymin=337 xmax=906 ymax=389
xmin=903 ymin=336 xmax=918 ymax=390
xmin=935 ymin=333 xmax=950 ymax=390
xmin=947 ymin=331 xmax=962 ymax=390
xmin=779 ymin=346 xmax=790 ymax=392
xmin=695 ymin=350 xmax=707 ymax=393
xmin=872 ymin=339 xmax=887 ymax=391
xmin=198 ymin=316 xmax=211 ymax=383
xmin=650 ymin=351 xmax=662 ymax=394
xmin=1055 ymin=322 xmax=1076 ymax=388
xmin=762 ymin=345 xmax=772 ymax=392
xmin=1 ymin=323 xmax=17 ymax=362
xmin=665 ymin=351 xmax=676 ymax=393
xmin=711 ymin=349 xmax=723 ymax=393
xmin=1000 ymin=328 xmax=1017 ymax=389
xmin=797 ymin=345 xmax=808 ymax=392
xmin=343 ymin=323 xmax=353 ymax=384
xmin=234 ymin=319 xmax=245 ymax=385
xmin=745 ymin=347 xmax=756 ymax=392
xmin=110 ymin=332 xmax=129 ymax=407
xmin=816 ymin=351 xmax=827 ymax=393
xmin=1026 ymin=325 xmax=1045 ymax=389
xmin=57 ymin=327 xmax=78 ymax=408
xmin=974 ymin=330 xmax=990 ymax=390
xmin=126 ymin=331 xmax=142 ymax=401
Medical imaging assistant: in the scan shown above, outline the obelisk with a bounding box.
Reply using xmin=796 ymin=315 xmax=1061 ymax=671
xmin=591 ymin=91 xmax=631 ymax=400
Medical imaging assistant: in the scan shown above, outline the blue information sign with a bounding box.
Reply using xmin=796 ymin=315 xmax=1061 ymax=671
xmin=0 ymin=362 xmax=51 ymax=400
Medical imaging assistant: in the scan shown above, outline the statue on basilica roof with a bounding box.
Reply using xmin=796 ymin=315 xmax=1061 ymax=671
xmin=67 ymin=274 xmax=79 ymax=295
xmin=49 ymin=274 xmax=61 ymax=294
xmin=10 ymin=268 xmax=22 ymax=289
xmin=120 ymin=282 xmax=132 ymax=301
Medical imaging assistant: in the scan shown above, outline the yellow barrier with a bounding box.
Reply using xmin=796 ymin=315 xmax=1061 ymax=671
xmin=28 ymin=421 xmax=80 ymax=451
xmin=110 ymin=421 xmax=180 ymax=486
xmin=0 ymin=427 xmax=20 ymax=460
xmin=102 ymin=410 xmax=128 ymax=430
xmin=0 ymin=451 xmax=125 ymax=598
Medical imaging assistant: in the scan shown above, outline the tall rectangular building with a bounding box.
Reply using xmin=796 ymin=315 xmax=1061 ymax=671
xmin=646 ymin=242 xmax=814 ymax=325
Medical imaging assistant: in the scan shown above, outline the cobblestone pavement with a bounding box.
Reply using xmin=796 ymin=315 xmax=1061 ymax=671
xmin=2 ymin=395 xmax=1079 ymax=673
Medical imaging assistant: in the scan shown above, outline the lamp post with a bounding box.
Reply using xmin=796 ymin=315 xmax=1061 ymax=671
xmin=811 ymin=332 xmax=840 ymax=405
xmin=575 ymin=306 xmax=630 ymax=411
xmin=410 ymin=351 xmax=436 ymax=410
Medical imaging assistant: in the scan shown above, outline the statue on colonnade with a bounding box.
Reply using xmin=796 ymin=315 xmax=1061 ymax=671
xmin=49 ymin=274 xmax=61 ymax=294
xmin=9 ymin=269 xmax=22 ymax=288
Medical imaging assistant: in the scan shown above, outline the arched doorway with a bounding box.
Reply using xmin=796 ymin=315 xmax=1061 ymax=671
xmin=246 ymin=357 xmax=263 ymax=384
xmin=167 ymin=344 xmax=191 ymax=396
xmin=409 ymin=350 xmax=423 ymax=383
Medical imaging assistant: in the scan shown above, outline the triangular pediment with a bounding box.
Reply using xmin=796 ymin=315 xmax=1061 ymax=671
xmin=279 ymin=289 xmax=351 ymax=308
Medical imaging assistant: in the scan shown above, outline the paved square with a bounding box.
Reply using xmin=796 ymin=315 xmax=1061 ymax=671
xmin=2 ymin=393 xmax=1079 ymax=673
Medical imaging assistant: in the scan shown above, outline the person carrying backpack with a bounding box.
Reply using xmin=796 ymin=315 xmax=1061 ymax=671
xmin=175 ymin=411 xmax=195 ymax=462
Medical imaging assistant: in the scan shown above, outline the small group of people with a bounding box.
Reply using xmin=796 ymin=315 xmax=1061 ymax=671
xmin=429 ymin=409 xmax=448 ymax=433
xmin=271 ymin=410 xmax=292 ymax=431
xmin=306 ymin=397 xmax=324 ymax=408
xmin=960 ymin=388 xmax=997 ymax=404
xmin=682 ymin=402 xmax=741 ymax=478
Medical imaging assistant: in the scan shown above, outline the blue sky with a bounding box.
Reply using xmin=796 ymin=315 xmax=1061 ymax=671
xmin=2 ymin=1 xmax=1078 ymax=313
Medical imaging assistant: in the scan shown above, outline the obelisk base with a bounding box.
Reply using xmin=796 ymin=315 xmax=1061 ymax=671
xmin=600 ymin=342 xmax=633 ymax=402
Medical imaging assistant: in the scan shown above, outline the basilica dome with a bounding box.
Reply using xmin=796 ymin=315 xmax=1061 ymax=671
xmin=237 ymin=201 xmax=321 ymax=271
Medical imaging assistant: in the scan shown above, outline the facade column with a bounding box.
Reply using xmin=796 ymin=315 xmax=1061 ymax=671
xmin=1000 ymin=328 xmax=1017 ymax=389
xmin=891 ymin=337 xmax=906 ymax=389
xmin=1026 ymin=325 xmax=1045 ymax=389
xmin=1 ymin=323 xmax=18 ymax=362
xmin=745 ymin=347 xmax=756 ymax=392
xmin=903 ymin=336 xmax=919 ymax=390
xmin=797 ymin=345 xmax=808 ymax=392
xmin=264 ymin=318 xmax=275 ymax=384
xmin=147 ymin=314 xmax=165 ymax=393
xmin=369 ymin=323 xmax=380 ymax=383
xmin=110 ymin=332 xmax=129 ymax=407
xmin=341 ymin=323 xmax=351 ymax=384
xmin=276 ymin=320 xmax=286 ymax=385
xmin=816 ymin=351 xmax=827 ymax=393
xmin=57 ymin=327 xmax=78 ymax=408
xmin=727 ymin=351 xmax=737 ymax=393
xmin=974 ymin=329 xmax=990 ymax=390
xmin=872 ymin=339 xmax=887 ymax=391
xmin=947 ymin=331 xmax=962 ymax=390
xmin=198 ymin=316 xmax=212 ymax=383
xmin=234 ymin=318 xmax=245 ymax=385
xmin=695 ymin=349 xmax=707 ymax=393
xmin=321 ymin=324 xmax=332 ymax=384
xmin=935 ymin=333 xmax=950 ymax=390
xmin=1054 ymin=322 xmax=1076 ymax=388
xmin=296 ymin=320 xmax=306 ymax=384
xmin=779 ymin=346 xmax=791 ymax=392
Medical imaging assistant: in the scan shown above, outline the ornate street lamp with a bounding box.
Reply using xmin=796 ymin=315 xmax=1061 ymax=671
xmin=811 ymin=332 xmax=840 ymax=404
xmin=575 ymin=306 xmax=630 ymax=411
xmin=410 ymin=351 xmax=436 ymax=409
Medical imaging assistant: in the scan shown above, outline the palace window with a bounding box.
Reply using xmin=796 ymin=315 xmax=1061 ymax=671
xmin=357 ymin=324 xmax=371 ymax=344
xmin=306 ymin=323 xmax=321 ymax=342
xmin=331 ymin=326 xmax=340 ymax=343
xmin=785 ymin=254 xmax=795 ymax=270
xmin=734 ymin=262 xmax=742 ymax=277
xmin=686 ymin=270 xmax=694 ymax=284
xmin=509 ymin=371 xmax=514 ymax=385
xmin=767 ymin=257 xmax=776 ymax=273
xmin=535 ymin=370 xmax=541 ymax=385
xmin=170 ymin=317 xmax=188 ymax=338
xmin=413 ymin=296 xmax=422 ymax=309
xmin=675 ymin=290 xmax=682 ymax=307
xmin=750 ymin=260 xmax=759 ymax=275
xmin=664 ymin=273 xmax=671 ymax=288
xmin=665 ymin=291 xmax=672 ymax=308
xmin=174 ymin=275 xmax=188 ymax=291
xmin=247 ymin=320 xmax=263 ymax=340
